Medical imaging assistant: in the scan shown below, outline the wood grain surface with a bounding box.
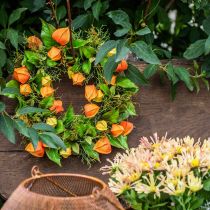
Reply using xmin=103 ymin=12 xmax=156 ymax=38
xmin=1 ymin=59 xmax=210 ymax=198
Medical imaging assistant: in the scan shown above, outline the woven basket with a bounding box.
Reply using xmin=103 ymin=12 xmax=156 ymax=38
xmin=2 ymin=166 xmax=124 ymax=210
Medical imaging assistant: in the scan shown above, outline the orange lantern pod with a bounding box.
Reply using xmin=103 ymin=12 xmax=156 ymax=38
xmin=40 ymin=86 xmax=54 ymax=98
xmin=94 ymin=90 xmax=104 ymax=102
xmin=20 ymin=84 xmax=32 ymax=96
xmin=52 ymin=27 xmax=70 ymax=46
xmin=111 ymin=124 xmax=124 ymax=137
xmin=116 ymin=59 xmax=128 ymax=73
xmin=85 ymin=85 xmax=98 ymax=101
xmin=84 ymin=103 xmax=100 ymax=118
xmin=110 ymin=75 xmax=117 ymax=85
xmin=13 ymin=66 xmax=30 ymax=84
xmin=27 ymin=35 xmax=43 ymax=50
xmin=93 ymin=136 xmax=112 ymax=154
xmin=25 ymin=141 xmax=45 ymax=157
xmin=50 ymin=100 xmax=64 ymax=114
xmin=120 ymin=121 xmax=134 ymax=136
xmin=47 ymin=46 xmax=61 ymax=61
xmin=72 ymin=73 xmax=86 ymax=86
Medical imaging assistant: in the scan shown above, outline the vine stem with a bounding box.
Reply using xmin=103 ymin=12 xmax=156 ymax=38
xmin=66 ymin=0 xmax=75 ymax=60
xmin=48 ymin=0 xmax=59 ymax=28
xmin=144 ymin=0 xmax=152 ymax=20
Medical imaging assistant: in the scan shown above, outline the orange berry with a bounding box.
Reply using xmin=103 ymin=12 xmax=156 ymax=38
xmin=20 ymin=84 xmax=32 ymax=96
xmin=84 ymin=103 xmax=100 ymax=118
xmin=111 ymin=124 xmax=124 ymax=137
xmin=27 ymin=36 xmax=42 ymax=50
xmin=72 ymin=73 xmax=86 ymax=86
xmin=120 ymin=121 xmax=134 ymax=136
xmin=25 ymin=141 xmax=44 ymax=157
xmin=40 ymin=86 xmax=54 ymax=98
xmin=47 ymin=46 xmax=61 ymax=61
xmin=93 ymin=136 xmax=112 ymax=154
xmin=13 ymin=66 xmax=30 ymax=84
xmin=50 ymin=100 xmax=64 ymax=114
xmin=52 ymin=27 xmax=70 ymax=46
xmin=116 ymin=59 xmax=128 ymax=73
xmin=85 ymin=85 xmax=97 ymax=101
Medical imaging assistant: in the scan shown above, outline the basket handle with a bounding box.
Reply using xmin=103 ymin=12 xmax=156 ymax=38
xmin=31 ymin=166 xmax=42 ymax=177
xmin=92 ymin=187 xmax=124 ymax=210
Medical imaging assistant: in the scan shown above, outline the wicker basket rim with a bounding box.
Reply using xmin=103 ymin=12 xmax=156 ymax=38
xmin=18 ymin=173 xmax=107 ymax=200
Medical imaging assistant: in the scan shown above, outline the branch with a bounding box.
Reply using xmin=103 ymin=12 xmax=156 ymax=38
xmin=144 ymin=0 xmax=152 ymax=20
xmin=48 ymin=0 xmax=59 ymax=28
xmin=165 ymin=0 xmax=175 ymax=11
xmin=66 ymin=0 xmax=75 ymax=60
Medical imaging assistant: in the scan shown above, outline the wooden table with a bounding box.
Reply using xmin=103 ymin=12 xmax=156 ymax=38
xmin=1 ymin=60 xmax=210 ymax=199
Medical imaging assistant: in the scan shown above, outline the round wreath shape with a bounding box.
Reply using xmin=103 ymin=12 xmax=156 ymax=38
xmin=1 ymin=20 xmax=140 ymax=165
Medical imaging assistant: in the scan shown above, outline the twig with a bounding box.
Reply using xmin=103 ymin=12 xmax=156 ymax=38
xmin=165 ymin=0 xmax=175 ymax=11
xmin=48 ymin=0 xmax=59 ymax=28
xmin=66 ymin=0 xmax=75 ymax=60
xmin=144 ymin=0 xmax=152 ymax=21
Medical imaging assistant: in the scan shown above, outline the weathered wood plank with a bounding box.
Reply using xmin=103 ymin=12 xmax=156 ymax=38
xmin=1 ymin=59 xmax=210 ymax=198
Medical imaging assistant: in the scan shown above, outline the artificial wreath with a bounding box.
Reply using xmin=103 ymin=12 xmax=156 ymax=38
xmin=0 ymin=20 xmax=140 ymax=165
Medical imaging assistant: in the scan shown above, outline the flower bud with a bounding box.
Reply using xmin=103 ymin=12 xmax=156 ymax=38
xmin=72 ymin=72 xmax=85 ymax=86
xmin=50 ymin=100 xmax=64 ymax=114
xmin=25 ymin=141 xmax=44 ymax=157
xmin=94 ymin=90 xmax=104 ymax=102
xmin=120 ymin=121 xmax=134 ymax=136
xmin=96 ymin=120 xmax=108 ymax=131
xmin=84 ymin=103 xmax=100 ymax=118
xmin=116 ymin=59 xmax=128 ymax=73
xmin=27 ymin=35 xmax=43 ymax=50
xmin=111 ymin=124 xmax=124 ymax=137
xmin=46 ymin=116 xmax=57 ymax=127
xmin=85 ymin=85 xmax=97 ymax=101
xmin=42 ymin=75 xmax=52 ymax=87
xmin=52 ymin=27 xmax=70 ymax=46
xmin=20 ymin=84 xmax=32 ymax=96
xmin=60 ymin=147 xmax=72 ymax=158
xmin=47 ymin=46 xmax=61 ymax=61
xmin=13 ymin=66 xmax=30 ymax=84
xmin=93 ymin=136 xmax=112 ymax=154
xmin=40 ymin=86 xmax=54 ymax=98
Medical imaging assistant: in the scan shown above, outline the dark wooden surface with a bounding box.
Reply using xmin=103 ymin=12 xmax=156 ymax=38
xmin=1 ymin=60 xmax=210 ymax=198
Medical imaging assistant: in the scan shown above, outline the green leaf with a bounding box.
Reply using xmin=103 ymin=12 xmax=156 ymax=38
xmin=14 ymin=119 xmax=29 ymax=137
xmin=136 ymin=27 xmax=151 ymax=36
xmin=130 ymin=41 xmax=160 ymax=64
xmin=202 ymin=78 xmax=209 ymax=91
xmin=8 ymin=8 xmax=27 ymax=26
xmin=46 ymin=59 xmax=57 ymax=67
xmin=115 ymin=39 xmax=130 ymax=62
xmin=116 ymin=77 xmax=139 ymax=92
xmin=39 ymin=133 xmax=58 ymax=149
xmin=40 ymin=96 xmax=54 ymax=108
xmin=73 ymin=39 xmax=88 ymax=48
xmin=82 ymin=143 xmax=99 ymax=160
xmin=84 ymin=0 xmax=96 ymax=10
xmin=99 ymin=84 xmax=110 ymax=95
xmin=46 ymin=148 xmax=61 ymax=166
xmin=41 ymin=19 xmax=56 ymax=48
xmin=108 ymin=135 xmax=128 ymax=149
xmin=32 ymin=123 xmax=55 ymax=132
xmin=1 ymin=87 xmax=20 ymax=96
xmin=71 ymin=142 xmax=80 ymax=154
xmin=95 ymin=40 xmax=117 ymax=64
xmin=190 ymin=198 xmax=204 ymax=210
xmin=82 ymin=60 xmax=91 ymax=74
xmin=72 ymin=13 xmax=93 ymax=30
xmin=7 ymin=28 xmax=19 ymax=49
xmin=174 ymin=67 xmax=194 ymax=91
xmin=0 ymin=102 xmax=5 ymax=112
xmin=143 ymin=64 xmax=158 ymax=79
xmin=63 ymin=106 xmax=74 ymax=124
xmin=203 ymin=178 xmax=210 ymax=191
xmin=17 ymin=107 xmax=48 ymax=115
xmin=166 ymin=63 xmax=179 ymax=85
xmin=107 ymin=10 xmax=132 ymax=37
xmin=0 ymin=41 xmax=6 ymax=50
xmin=0 ymin=114 xmax=16 ymax=143
xmin=28 ymin=127 xmax=39 ymax=149
xmin=55 ymin=120 xmax=65 ymax=134
xmin=0 ymin=5 xmax=8 ymax=28
xmin=92 ymin=0 xmax=102 ymax=21
xmin=56 ymin=5 xmax=66 ymax=22
xmin=183 ymin=39 xmax=206 ymax=59
xmin=205 ymin=35 xmax=210 ymax=55
xmin=103 ymin=109 xmax=119 ymax=123
xmin=0 ymin=49 xmax=7 ymax=68
xmin=42 ymin=132 xmax=66 ymax=150
xmin=103 ymin=56 xmax=118 ymax=82
xmin=25 ymin=51 xmax=41 ymax=65
xmin=126 ymin=64 xmax=148 ymax=86
xmin=203 ymin=16 xmax=210 ymax=35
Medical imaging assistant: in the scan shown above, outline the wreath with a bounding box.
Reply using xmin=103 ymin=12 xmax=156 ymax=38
xmin=0 ymin=20 xmax=141 ymax=165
